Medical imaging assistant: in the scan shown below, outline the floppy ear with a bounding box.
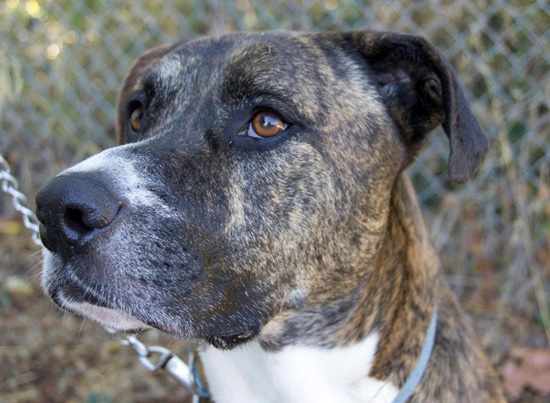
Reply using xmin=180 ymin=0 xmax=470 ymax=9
xmin=115 ymin=43 xmax=174 ymax=144
xmin=349 ymin=31 xmax=488 ymax=184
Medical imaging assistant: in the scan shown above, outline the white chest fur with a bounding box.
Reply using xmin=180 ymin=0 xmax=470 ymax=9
xmin=199 ymin=333 xmax=399 ymax=403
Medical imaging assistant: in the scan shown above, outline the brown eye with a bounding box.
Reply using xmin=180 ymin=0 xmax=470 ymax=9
xmin=248 ymin=111 xmax=287 ymax=138
xmin=130 ymin=106 xmax=143 ymax=132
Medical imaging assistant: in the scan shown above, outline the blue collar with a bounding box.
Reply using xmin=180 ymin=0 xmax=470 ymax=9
xmin=191 ymin=359 xmax=211 ymax=400
xmin=392 ymin=307 xmax=438 ymax=403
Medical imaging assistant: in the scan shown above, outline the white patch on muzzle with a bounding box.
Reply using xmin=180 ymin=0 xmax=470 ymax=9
xmin=59 ymin=145 xmax=170 ymax=212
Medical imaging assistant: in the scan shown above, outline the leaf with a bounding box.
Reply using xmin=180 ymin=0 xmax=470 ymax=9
xmin=0 ymin=216 xmax=24 ymax=236
xmin=501 ymin=347 xmax=550 ymax=401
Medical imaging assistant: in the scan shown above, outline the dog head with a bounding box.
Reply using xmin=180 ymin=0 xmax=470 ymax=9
xmin=37 ymin=31 xmax=487 ymax=349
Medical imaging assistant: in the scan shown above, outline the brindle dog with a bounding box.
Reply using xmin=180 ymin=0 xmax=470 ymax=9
xmin=37 ymin=31 xmax=505 ymax=402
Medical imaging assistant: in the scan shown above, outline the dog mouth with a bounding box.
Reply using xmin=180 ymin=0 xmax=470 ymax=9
xmin=54 ymin=281 xmax=260 ymax=347
xmin=59 ymin=291 xmax=151 ymax=333
xmin=50 ymin=278 xmax=151 ymax=334
xmin=43 ymin=251 xmax=264 ymax=348
xmin=48 ymin=272 xmax=261 ymax=347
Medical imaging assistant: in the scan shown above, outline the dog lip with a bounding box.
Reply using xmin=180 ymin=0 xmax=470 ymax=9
xmin=49 ymin=276 xmax=155 ymax=334
xmin=51 ymin=273 xmax=109 ymax=308
xmin=59 ymin=279 xmax=104 ymax=306
xmin=56 ymin=289 xmax=152 ymax=333
xmin=44 ymin=262 xmax=174 ymax=336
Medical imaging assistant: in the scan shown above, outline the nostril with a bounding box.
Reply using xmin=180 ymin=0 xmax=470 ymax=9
xmin=62 ymin=201 xmax=122 ymax=242
xmin=63 ymin=207 xmax=92 ymax=237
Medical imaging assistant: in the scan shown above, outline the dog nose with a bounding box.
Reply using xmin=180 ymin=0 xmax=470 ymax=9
xmin=36 ymin=173 xmax=122 ymax=254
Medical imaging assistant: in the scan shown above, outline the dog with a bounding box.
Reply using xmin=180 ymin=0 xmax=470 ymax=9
xmin=36 ymin=30 xmax=505 ymax=402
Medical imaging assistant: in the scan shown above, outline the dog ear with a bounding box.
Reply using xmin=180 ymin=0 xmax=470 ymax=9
xmin=349 ymin=31 xmax=488 ymax=184
xmin=115 ymin=43 xmax=174 ymax=144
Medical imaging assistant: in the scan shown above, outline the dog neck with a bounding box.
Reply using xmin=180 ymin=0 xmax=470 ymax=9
xmin=199 ymin=173 xmax=440 ymax=401
xmin=360 ymin=172 xmax=439 ymax=383
xmin=260 ymin=173 xmax=438 ymax=353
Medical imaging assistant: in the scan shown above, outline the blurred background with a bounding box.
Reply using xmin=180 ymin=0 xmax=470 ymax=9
xmin=1 ymin=0 xmax=549 ymax=401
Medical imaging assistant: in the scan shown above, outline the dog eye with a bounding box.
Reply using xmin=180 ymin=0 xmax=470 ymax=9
xmin=247 ymin=111 xmax=287 ymax=138
xmin=130 ymin=106 xmax=144 ymax=132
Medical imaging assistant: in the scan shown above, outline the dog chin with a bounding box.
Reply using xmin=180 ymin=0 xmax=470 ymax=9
xmin=57 ymin=291 xmax=151 ymax=333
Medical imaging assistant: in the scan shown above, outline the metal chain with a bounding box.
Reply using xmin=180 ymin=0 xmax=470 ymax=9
xmin=0 ymin=154 xmax=206 ymax=401
xmin=0 ymin=156 xmax=41 ymax=246
xmin=123 ymin=335 xmax=208 ymax=402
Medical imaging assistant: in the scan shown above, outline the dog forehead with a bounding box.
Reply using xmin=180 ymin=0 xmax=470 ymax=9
xmin=144 ymin=31 xmax=361 ymax=102
xmin=222 ymin=36 xmax=316 ymax=96
xmin=215 ymin=32 xmax=373 ymax=121
xmin=143 ymin=32 xmax=299 ymax=83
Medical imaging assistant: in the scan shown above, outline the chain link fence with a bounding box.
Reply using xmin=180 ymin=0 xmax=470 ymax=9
xmin=1 ymin=0 xmax=550 ymax=397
